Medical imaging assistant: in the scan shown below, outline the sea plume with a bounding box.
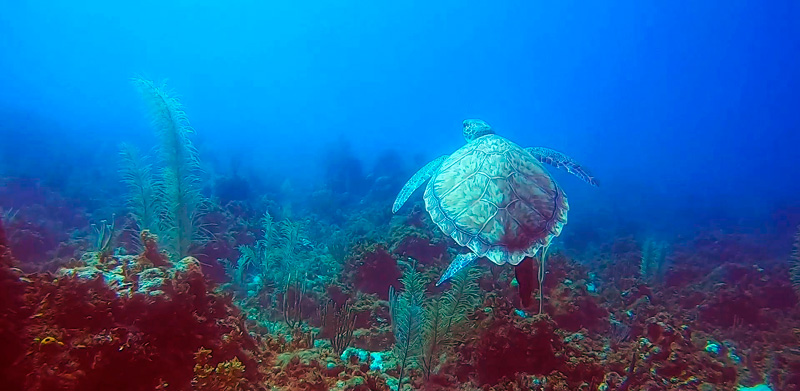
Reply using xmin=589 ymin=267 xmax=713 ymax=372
xmin=389 ymin=261 xmax=483 ymax=386
xmin=421 ymin=265 xmax=481 ymax=378
xmin=132 ymin=78 xmax=207 ymax=259
xmin=118 ymin=143 xmax=159 ymax=236
xmin=640 ymin=238 xmax=669 ymax=283
xmin=389 ymin=261 xmax=426 ymax=390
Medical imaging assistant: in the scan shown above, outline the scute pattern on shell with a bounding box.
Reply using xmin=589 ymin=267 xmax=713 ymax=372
xmin=423 ymin=134 xmax=568 ymax=266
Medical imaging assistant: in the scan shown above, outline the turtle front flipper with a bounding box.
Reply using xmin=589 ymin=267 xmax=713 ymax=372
xmin=436 ymin=252 xmax=480 ymax=286
xmin=525 ymin=147 xmax=598 ymax=187
xmin=392 ymin=155 xmax=449 ymax=213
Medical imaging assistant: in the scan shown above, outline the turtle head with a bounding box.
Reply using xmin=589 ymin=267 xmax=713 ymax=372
xmin=462 ymin=119 xmax=495 ymax=142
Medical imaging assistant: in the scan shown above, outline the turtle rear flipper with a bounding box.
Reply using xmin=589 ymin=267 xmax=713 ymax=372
xmin=515 ymin=258 xmax=535 ymax=308
xmin=437 ymin=252 xmax=479 ymax=286
xmin=392 ymin=155 xmax=449 ymax=213
xmin=526 ymin=147 xmax=598 ymax=187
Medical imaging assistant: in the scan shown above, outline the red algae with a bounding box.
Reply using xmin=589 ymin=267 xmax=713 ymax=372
xmin=0 ymin=229 xmax=267 ymax=391
xmin=10 ymin=270 xmax=265 ymax=391
xmin=346 ymin=242 xmax=401 ymax=300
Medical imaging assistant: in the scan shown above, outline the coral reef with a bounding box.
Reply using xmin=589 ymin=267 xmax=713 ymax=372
xmin=0 ymin=178 xmax=88 ymax=268
xmin=790 ymin=225 xmax=800 ymax=294
xmin=2 ymin=118 xmax=799 ymax=391
xmin=0 ymin=237 xmax=266 ymax=391
xmin=4 ymin=193 xmax=800 ymax=391
xmin=0 ymin=218 xmax=27 ymax=389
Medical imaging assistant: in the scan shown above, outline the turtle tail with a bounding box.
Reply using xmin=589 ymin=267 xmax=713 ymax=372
xmin=515 ymin=258 xmax=535 ymax=308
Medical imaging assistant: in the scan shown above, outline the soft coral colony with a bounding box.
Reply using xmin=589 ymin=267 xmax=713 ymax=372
xmin=1 ymin=80 xmax=799 ymax=391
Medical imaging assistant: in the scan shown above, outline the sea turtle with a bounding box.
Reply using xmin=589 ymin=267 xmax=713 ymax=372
xmin=392 ymin=119 xmax=597 ymax=308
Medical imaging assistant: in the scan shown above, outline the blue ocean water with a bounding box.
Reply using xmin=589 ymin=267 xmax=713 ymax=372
xmin=1 ymin=1 xmax=799 ymax=390
xmin=2 ymin=1 xmax=798 ymax=236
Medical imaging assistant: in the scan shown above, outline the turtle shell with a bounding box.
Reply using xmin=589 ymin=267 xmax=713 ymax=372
xmin=423 ymin=134 xmax=568 ymax=266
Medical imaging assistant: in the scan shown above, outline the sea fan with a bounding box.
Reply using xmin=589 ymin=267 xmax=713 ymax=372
xmin=389 ymin=262 xmax=426 ymax=390
xmin=422 ymin=266 xmax=481 ymax=378
xmin=118 ymin=143 xmax=159 ymax=237
xmin=133 ymin=78 xmax=207 ymax=259
xmin=791 ymin=226 xmax=800 ymax=294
